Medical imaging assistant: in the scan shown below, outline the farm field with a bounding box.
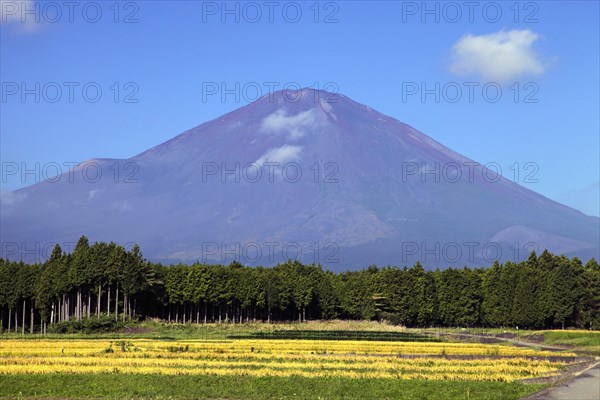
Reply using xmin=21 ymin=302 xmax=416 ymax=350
xmin=0 ymin=331 xmax=581 ymax=400
xmin=430 ymin=328 xmax=600 ymax=354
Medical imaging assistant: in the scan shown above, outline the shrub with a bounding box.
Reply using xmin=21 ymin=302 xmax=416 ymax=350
xmin=47 ymin=316 xmax=126 ymax=334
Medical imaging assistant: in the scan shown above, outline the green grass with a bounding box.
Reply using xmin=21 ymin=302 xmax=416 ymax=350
xmin=0 ymin=374 xmax=544 ymax=400
xmin=540 ymin=330 xmax=600 ymax=349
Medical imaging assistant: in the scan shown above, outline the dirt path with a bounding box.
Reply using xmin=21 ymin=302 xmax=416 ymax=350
xmin=473 ymin=334 xmax=569 ymax=351
xmin=523 ymin=363 xmax=600 ymax=400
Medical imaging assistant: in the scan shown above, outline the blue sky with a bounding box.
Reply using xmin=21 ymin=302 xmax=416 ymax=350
xmin=1 ymin=0 xmax=599 ymax=216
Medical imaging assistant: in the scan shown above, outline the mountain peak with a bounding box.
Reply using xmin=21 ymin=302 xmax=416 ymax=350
xmin=254 ymin=88 xmax=369 ymax=117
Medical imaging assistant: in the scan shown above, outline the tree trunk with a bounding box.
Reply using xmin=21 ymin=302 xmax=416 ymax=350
xmin=204 ymin=302 xmax=208 ymax=324
xmin=22 ymin=300 xmax=26 ymax=335
xmin=8 ymin=307 xmax=12 ymax=331
xmin=76 ymin=288 xmax=80 ymax=322
xmin=50 ymin=302 xmax=55 ymax=325
xmin=97 ymin=284 xmax=101 ymax=318
xmin=30 ymin=305 xmax=34 ymax=334
xmin=107 ymin=285 xmax=111 ymax=316
xmin=122 ymin=294 xmax=127 ymax=322
xmin=115 ymin=285 xmax=119 ymax=322
xmin=87 ymin=291 xmax=91 ymax=318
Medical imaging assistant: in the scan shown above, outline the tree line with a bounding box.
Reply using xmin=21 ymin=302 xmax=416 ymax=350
xmin=1 ymin=236 xmax=599 ymax=333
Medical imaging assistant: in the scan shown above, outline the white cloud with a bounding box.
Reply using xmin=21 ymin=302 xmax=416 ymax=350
xmin=261 ymin=109 xmax=319 ymax=140
xmin=229 ymin=121 xmax=243 ymax=130
xmin=88 ymin=189 xmax=101 ymax=200
xmin=0 ymin=190 xmax=27 ymax=206
xmin=1 ymin=0 xmax=43 ymax=33
xmin=255 ymin=145 xmax=303 ymax=165
xmin=448 ymin=30 xmax=545 ymax=83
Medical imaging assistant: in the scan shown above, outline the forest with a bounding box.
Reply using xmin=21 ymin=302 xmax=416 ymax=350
xmin=1 ymin=236 xmax=599 ymax=333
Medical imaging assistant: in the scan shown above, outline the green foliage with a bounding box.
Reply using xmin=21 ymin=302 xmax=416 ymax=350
xmin=2 ymin=243 xmax=600 ymax=332
xmin=47 ymin=316 xmax=126 ymax=334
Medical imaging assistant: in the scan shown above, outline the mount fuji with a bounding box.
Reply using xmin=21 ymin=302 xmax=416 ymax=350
xmin=2 ymin=89 xmax=598 ymax=269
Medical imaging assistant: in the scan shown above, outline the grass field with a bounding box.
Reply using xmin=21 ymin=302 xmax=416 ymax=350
xmin=0 ymin=321 xmax=593 ymax=399
xmin=0 ymin=374 xmax=544 ymax=400
xmin=540 ymin=330 xmax=600 ymax=349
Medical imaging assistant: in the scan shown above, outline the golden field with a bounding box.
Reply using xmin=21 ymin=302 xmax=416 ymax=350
xmin=0 ymin=339 xmax=578 ymax=383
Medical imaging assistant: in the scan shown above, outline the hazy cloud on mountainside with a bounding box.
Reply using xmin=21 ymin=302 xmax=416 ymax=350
xmin=0 ymin=190 xmax=27 ymax=206
xmin=448 ymin=29 xmax=546 ymax=83
xmin=261 ymin=109 xmax=320 ymax=140
xmin=255 ymin=144 xmax=303 ymax=165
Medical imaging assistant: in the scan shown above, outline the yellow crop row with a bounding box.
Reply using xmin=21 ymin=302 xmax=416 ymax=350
xmin=0 ymin=339 xmax=575 ymax=357
xmin=0 ymin=355 xmax=563 ymax=375
xmin=0 ymin=364 xmax=561 ymax=382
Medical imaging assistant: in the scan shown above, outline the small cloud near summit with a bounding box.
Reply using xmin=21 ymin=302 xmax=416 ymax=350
xmin=448 ymin=29 xmax=546 ymax=83
xmin=260 ymin=108 xmax=320 ymax=140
